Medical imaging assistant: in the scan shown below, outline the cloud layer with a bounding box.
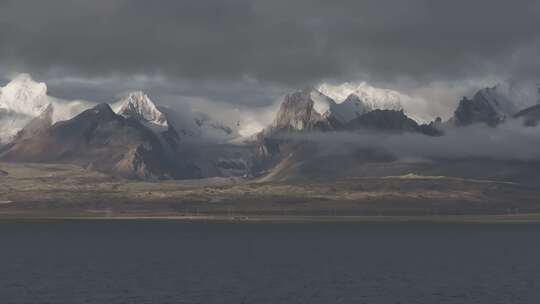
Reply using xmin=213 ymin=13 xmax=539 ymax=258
xmin=280 ymin=120 xmax=540 ymax=161
xmin=2 ymin=1 xmax=539 ymax=84
xmin=1 ymin=0 xmax=539 ymax=123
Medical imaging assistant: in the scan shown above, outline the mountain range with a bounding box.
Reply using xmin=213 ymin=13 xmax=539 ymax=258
xmin=1 ymin=74 xmax=539 ymax=183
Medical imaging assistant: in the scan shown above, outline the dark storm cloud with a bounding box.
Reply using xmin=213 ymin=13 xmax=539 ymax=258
xmin=1 ymin=0 xmax=540 ymax=87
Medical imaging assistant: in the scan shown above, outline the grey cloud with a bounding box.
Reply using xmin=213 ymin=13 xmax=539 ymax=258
xmin=41 ymin=74 xmax=288 ymax=108
xmin=1 ymin=0 xmax=540 ymax=116
xmin=1 ymin=0 xmax=539 ymax=85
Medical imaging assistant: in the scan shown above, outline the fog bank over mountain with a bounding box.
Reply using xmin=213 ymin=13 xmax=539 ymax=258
xmin=277 ymin=120 xmax=540 ymax=161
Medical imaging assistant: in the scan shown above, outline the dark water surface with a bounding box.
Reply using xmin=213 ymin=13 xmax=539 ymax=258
xmin=1 ymin=221 xmax=540 ymax=304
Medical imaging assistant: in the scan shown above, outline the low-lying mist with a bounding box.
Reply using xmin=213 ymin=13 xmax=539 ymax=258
xmin=277 ymin=120 xmax=540 ymax=162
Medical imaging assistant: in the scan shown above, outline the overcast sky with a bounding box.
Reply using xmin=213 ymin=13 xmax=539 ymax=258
xmin=1 ymin=0 xmax=540 ymax=118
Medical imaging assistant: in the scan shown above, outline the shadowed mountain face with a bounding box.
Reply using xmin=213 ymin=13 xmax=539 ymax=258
xmin=345 ymin=109 xmax=443 ymax=136
xmin=514 ymin=104 xmax=540 ymax=126
xmin=345 ymin=109 xmax=420 ymax=132
xmin=453 ymin=87 xmax=516 ymax=127
xmin=0 ymin=103 xmax=200 ymax=180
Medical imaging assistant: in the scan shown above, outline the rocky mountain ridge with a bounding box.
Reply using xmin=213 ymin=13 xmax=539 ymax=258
xmin=0 ymin=103 xmax=197 ymax=180
xmin=2 ymin=73 xmax=540 ymax=182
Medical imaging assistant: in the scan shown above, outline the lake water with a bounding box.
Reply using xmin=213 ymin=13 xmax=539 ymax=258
xmin=1 ymin=221 xmax=540 ymax=303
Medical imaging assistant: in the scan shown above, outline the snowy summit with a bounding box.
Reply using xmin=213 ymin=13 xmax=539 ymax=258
xmin=0 ymin=73 xmax=49 ymax=117
xmin=113 ymin=91 xmax=168 ymax=128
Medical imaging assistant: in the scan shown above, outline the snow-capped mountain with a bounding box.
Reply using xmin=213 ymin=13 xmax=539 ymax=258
xmin=294 ymin=88 xmax=372 ymax=125
xmin=266 ymin=86 xmax=414 ymax=131
xmin=318 ymin=82 xmax=429 ymax=122
xmin=1 ymin=103 xmax=197 ymax=180
xmin=326 ymin=94 xmax=372 ymax=123
xmin=111 ymin=91 xmax=239 ymax=144
xmin=112 ymin=91 xmax=168 ymax=128
xmin=0 ymin=74 xmax=94 ymax=143
xmin=0 ymin=74 xmax=49 ymax=116
xmin=0 ymin=74 xmax=241 ymax=146
xmin=318 ymin=82 xmax=402 ymax=108
xmin=110 ymin=91 xmax=184 ymax=155
xmin=265 ymin=86 xmax=409 ymax=132
xmin=310 ymin=88 xmax=373 ymax=125
xmin=263 ymin=86 xmax=440 ymax=137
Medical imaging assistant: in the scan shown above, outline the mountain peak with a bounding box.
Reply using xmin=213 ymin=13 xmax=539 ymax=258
xmin=1 ymin=100 xmax=186 ymax=180
xmin=0 ymin=73 xmax=49 ymax=116
xmin=66 ymin=103 xmax=118 ymax=125
xmin=454 ymin=86 xmax=517 ymax=127
xmin=93 ymin=102 xmax=115 ymax=114
xmin=475 ymin=86 xmax=517 ymax=115
xmin=325 ymin=93 xmax=372 ymax=124
xmin=114 ymin=91 xmax=168 ymax=127
xmin=345 ymin=109 xmax=421 ymax=133
xmin=270 ymin=88 xmax=333 ymax=132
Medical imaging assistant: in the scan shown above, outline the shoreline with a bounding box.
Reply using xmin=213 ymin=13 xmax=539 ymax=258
xmin=2 ymin=213 xmax=540 ymax=224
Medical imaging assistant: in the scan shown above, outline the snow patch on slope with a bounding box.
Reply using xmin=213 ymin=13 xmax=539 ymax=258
xmin=327 ymin=94 xmax=371 ymax=123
